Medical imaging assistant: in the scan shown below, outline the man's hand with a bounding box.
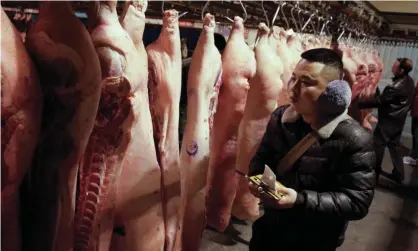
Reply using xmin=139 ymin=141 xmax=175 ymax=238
xmin=362 ymin=113 xmax=377 ymax=131
xmin=368 ymin=114 xmax=378 ymax=123
xmin=261 ymin=185 xmax=297 ymax=209
xmin=362 ymin=119 xmax=373 ymax=131
xmin=248 ymin=181 xmax=298 ymax=209
xmin=248 ymin=181 xmax=262 ymax=198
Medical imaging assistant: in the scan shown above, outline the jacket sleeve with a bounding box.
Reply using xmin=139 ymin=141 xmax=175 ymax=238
xmin=295 ymin=146 xmax=376 ymax=221
xmin=248 ymin=108 xmax=287 ymax=176
xmin=411 ymin=84 xmax=418 ymax=115
xmin=358 ymin=85 xmax=402 ymax=109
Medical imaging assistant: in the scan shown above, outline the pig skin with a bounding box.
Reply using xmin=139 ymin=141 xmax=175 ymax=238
xmin=232 ymin=23 xmax=283 ymax=220
xmin=205 ymin=16 xmax=256 ymax=233
xmin=179 ymin=13 xmax=222 ymax=251
xmin=1 ymin=7 xmax=42 ymax=251
xmin=146 ymin=9 xmax=182 ymax=251
xmin=22 ymin=2 xmax=101 ymax=251
xmin=75 ymin=1 xmax=165 ymax=251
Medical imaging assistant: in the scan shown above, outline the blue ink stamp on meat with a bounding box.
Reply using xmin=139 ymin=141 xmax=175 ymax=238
xmin=186 ymin=141 xmax=198 ymax=156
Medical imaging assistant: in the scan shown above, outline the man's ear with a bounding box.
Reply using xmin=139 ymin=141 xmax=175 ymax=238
xmin=317 ymin=80 xmax=351 ymax=114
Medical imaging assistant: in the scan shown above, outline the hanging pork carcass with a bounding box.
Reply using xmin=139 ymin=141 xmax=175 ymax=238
xmin=179 ymin=12 xmax=223 ymax=251
xmin=205 ymin=15 xmax=256 ymax=233
xmin=1 ymin=7 xmax=42 ymax=251
xmin=74 ymin=1 xmax=165 ymax=251
xmin=21 ymin=1 xmax=102 ymax=251
xmin=146 ymin=7 xmax=183 ymax=251
xmin=232 ymin=22 xmax=284 ymax=220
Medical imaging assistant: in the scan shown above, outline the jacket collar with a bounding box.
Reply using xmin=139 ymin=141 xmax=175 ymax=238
xmin=392 ymin=74 xmax=407 ymax=83
xmin=282 ymin=106 xmax=351 ymax=139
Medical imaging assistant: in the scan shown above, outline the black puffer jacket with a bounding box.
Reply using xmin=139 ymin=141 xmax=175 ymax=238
xmin=249 ymin=106 xmax=376 ymax=251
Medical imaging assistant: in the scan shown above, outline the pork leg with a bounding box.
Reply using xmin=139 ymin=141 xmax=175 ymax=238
xmin=274 ymin=26 xmax=292 ymax=106
xmin=146 ymin=9 xmax=182 ymax=251
xmin=205 ymin=16 xmax=256 ymax=232
xmin=179 ymin=13 xmax=222 ymax=251
xmin=22 ymin=2 xmax=102 ymax=251
xmin=286 ymin=31 xmax=303 ymax=73
xmin=1 ymin=8 xmax=42 ymax=251
xmin=75 ymin=1 xmax=164 ymax=251
xmin=232 ymin=23 xmax=283 ymax=220
xmin=360 ymin=51 xmax=380 ymax=130
xmin=353 ymin=62 xmax=369 ymax=127
xmin=116 ymin=1 xmax=166 ymax=251
xmin=338 ymin=45 xmax=362 ymax=124
xmin=119 ymin=0 xmax=148 ymax=52
xmin=107 ymin=1 xmax=149 ymax=248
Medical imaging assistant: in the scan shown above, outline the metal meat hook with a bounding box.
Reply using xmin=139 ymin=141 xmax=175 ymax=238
xmin=261 ymin=0 xmax=270 ymax=28
xmin=316 ymin=16 xmax=323 ymax=34
xmin=320 ymin=17 xmax=328 ymax=35
xmin=13 ymin=8 xmax=23 ymax=20
xmin=224 ymin=0 xmax=248 ymax=24
xmin=290 ymin=7 xmax=299 ymax=32
xmin=280 ymin=2 xmax=289 ymax=30
xmin=297 ymin=8 xmax=304 ymax=32
xmin=201 ymin=0 xmax=211 ymax=21
xmin=161 ymin=0 xmax=187 ymax=19
xmin=270 ymin=1 xmax=281 ymax=28
xmin=301 ymin=12 xmax=315 ymax=32
xmin=359 ymin=32 xmax=367 ymax=45
xmin=178 ymin=12 xmax=188 ymax=19
xmin=310 ymin=18 xmax=318 ymax=36
xmin=238 ymin=0 xmax=248 ymax=23
xmin=337 ymin=26 xmax=345 ymax=41
xmin=325 ymin=17 xmax=332 ymax=35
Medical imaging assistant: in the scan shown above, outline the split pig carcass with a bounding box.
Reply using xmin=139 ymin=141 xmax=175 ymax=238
xmin=21 ymin=2 xmax=102 ymax=251
xmin=146 ymin=8 xmax=183 ymax=251
xmin=232 ymin=23 xmax=284 ymax=220
xmin=358 ymin=50 xmax=380 ymax=130
xmin=205 ymin=16 xmax=256 ymax=233
xmin=350 ymin=47 xmax=370 ymax=128
xmin=74 ymin=1 xmax=164 ymax=251
xmin=275 ymin=26 xmax=293 ymax=107
xmin=1 ymin=7 xmax=42 ymax=251
xmin=179 ymin=13 xmax=222 ymax=251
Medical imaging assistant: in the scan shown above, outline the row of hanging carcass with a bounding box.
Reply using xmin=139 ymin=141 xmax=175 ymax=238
xmin=1 ymin=1 xmax=384 ymax=251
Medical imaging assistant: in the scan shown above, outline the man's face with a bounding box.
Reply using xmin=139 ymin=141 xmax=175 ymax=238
xmin=392 ymin=60 xmax=401 ymax=75
xmin=287 ymin=59 xmax=334 ymax=124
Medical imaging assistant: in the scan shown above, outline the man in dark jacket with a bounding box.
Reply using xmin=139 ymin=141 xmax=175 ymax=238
xmin=403 ymin=81 xmax=418 ymax=165
xmin=359 ymin=58 xmax=414 ymax=183
xmin=248 ymin=48 xmax=376 ymax=251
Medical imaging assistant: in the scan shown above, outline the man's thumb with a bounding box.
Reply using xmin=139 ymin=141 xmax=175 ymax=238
xmin=275 ymin=183 xmax=288 ymax=194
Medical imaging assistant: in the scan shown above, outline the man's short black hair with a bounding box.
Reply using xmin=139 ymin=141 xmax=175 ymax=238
xmin=301 ymin=48 xmax=344 ymax=78
xmin=397 ymin=58 xmax=413 ymax=75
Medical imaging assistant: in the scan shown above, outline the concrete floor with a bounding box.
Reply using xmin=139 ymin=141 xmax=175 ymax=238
xmin=199 ymin=133 xmax=418 ymax=251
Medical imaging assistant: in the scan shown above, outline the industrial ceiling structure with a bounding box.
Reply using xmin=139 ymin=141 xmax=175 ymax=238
xmin=367 ymin=1 xmax=418 ymax=25
xmin=366 ymin=1 xmax=418 ymax=38
xmin=1 ymin=1 xmax=417 ymax=40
